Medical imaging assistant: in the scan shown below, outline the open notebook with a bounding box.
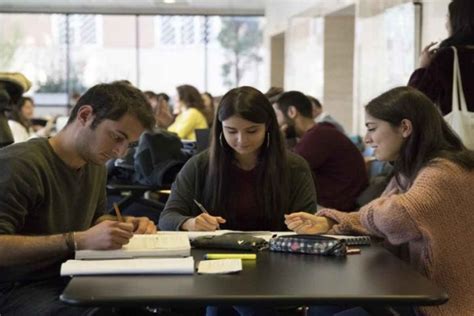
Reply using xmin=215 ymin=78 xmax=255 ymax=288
xmin=75 ymin=233 xmax=191 ymax=260
xmin=157 ymin=231 xmax=371 ymax=246
xmin=61 ymin=257 xmax=195 ymax=276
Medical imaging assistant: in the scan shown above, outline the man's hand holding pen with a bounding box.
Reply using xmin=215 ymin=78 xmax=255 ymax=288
xmin=73 ymin=204 xmax=157 ymax=251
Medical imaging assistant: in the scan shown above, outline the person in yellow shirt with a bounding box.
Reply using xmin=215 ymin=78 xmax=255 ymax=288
xmin=168 ymin=84 xmax=208 ymax=140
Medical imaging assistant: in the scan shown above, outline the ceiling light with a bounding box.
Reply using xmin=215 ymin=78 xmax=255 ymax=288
xmin=163 ymin=0 xmax=176 ymax=3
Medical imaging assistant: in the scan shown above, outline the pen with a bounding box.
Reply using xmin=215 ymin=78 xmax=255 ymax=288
xmin=193 ymin=199 xmax=209 ymax=214
xmin=204 ymin=253 xmax=257 ymax=260
xmin=347 ymin=247 xmax=361 ymax=255
xmin=113 ymin=202 xmax=125 ymax=222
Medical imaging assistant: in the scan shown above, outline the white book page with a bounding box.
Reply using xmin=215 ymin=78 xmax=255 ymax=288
xmin=75 ymin=233 xmax=191 ymax=259
xmin=197 ymin=259 xmax=242 ymax=274
xmin=61 ymin=257 xmax=195 ymax=276
xmin=124 ymin=234 xmax=190 ymax=250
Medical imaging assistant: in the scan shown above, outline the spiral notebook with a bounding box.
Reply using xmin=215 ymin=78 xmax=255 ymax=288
xmin=323 ymin=234 xmax=371 ymax=246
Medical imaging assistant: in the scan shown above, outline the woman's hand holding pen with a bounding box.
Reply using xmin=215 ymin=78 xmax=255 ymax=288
xmin=75 ymin=220 xmax=134 ymax=250
xmin=284 ymin=212 xmax=335 ymax=234
xmin=181 ymin=213 xmax=226 ymax=231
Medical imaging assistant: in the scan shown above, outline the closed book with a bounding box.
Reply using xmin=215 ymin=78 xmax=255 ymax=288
xmin=75 ymin=233 xmax=191 ymax=260
xmin=61 ymin=257 xmax=194 ymax=276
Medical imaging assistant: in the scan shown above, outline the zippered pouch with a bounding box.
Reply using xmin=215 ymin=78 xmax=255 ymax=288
xmin=269 ymin=234 xmax=347 ymax=256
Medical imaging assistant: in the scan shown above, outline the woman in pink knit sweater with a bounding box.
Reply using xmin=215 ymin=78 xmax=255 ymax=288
xmin=285 ymin=86 xmax=474 ymax=316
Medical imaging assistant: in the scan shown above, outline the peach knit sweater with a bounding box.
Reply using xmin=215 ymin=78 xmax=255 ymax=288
xmin=318 ymin=159 xmax=474 ymax=316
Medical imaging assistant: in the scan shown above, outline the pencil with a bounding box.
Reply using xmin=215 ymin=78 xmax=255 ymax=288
xmin=193 ymin=199 xmax=209 ymax=214
xmin=113 ymin=202 xmax=125 ymax=222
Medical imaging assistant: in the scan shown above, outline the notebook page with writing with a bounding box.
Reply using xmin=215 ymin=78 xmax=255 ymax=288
xmin=61 ymin=257 xmax=194 ymax=276
xmin=75 ymin=233 xmax=191 ymax=260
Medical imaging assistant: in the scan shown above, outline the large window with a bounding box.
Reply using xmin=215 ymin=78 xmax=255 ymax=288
xmin=0 ymin=13 xmax=265 ymax=114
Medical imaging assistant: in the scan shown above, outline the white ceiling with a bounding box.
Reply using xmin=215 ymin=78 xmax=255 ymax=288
xmin=0 ymin=0 xmax=266 ymax=15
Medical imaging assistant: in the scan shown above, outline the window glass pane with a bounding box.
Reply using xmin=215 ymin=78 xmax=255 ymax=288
xmin=1 ymin=13 xmax=266 ymax=115
xmin=70 ymin=14 xmax=137 ymax=89
xmin=207 ymin=16 xmax=265 ymax=95
xmin=0 ymin=13 xmax=68 ymax=115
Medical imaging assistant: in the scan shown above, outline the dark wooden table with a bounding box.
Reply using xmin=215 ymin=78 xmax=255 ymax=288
xmin=61 ymin=247 xmax=448 ymax=307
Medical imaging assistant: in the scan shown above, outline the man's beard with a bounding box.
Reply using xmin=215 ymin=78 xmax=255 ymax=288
xmin=284 ymin=124 xmax=297 ymax=139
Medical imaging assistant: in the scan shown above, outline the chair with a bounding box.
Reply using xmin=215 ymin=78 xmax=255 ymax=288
xmin=356 ymin=158 xmax=393 ymax=208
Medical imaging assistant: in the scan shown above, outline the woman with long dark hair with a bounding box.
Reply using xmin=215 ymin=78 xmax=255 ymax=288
xmin=159 ymin=86 xmax=316 ymax=232
xmin=8 ymin=97 xmax=54 ymax=143
xmin=286 ymin=86 xmax=474 ymax=316
xmin=408 ymin=0 xmax=474 ymax=115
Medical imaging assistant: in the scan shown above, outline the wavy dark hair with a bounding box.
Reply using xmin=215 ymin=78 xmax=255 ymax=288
xmin=440 ymin=0 xmax=474 ymax=48
xmin=205 ymin=86 xmax=289 ymax=229
xmin=365 ymin=86 xmax=474 ymax=184
xmin=8 ymin=96 xmax=33 ymax=132
xmin=67 ymin=82 xmax=154 ymax=130
xmin=176 ymin=84 xmax=205 ymax=113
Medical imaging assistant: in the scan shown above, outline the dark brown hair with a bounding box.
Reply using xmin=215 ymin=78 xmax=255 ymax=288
xmin=365 ymin=86 xmax=474 ymax=183
xmin=177 ymin=85 xmax=205 ymax=112
xmin=67 ymin=82 xmax=154 ymax=130
xmin=205 ymin=86 xmax=289 ymax=229
xmin=276 ymin=91 xmax=313 ymax=119
xmin=8 ymin=96 xmax=33 ymax=131
xmin=440 ymin=0 xmax=474 ymax=47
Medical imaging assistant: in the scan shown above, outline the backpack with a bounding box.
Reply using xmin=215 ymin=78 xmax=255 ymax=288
xmin=133 ymin=130 xmax=189 ymax=187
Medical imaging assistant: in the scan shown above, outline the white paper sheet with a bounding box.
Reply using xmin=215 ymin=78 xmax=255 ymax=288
xmin=197 ymin=259 xmax=242 ymax=274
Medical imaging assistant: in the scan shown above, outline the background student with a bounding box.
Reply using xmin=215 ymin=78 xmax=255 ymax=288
xmin=285 ymin=86 xmax=474 ymax=316
xmin=306 ymin=94 xmax=346 ymax=135
xmin=202 ymin=91 xmax=215 ymax=127
xmin=159 ymin=86 xmax=317 ymax=232
xmin=408 ymin=0 xmax=474 ymax=115
xmin=274 ymin=91 xmax=368 ymax=212
xmin=0 ymin=82 xmax=157 ymax=315
xmin=144 ymin=90 xmax=174 ymax=129
xmin=167 ymin=84 xmax=208 ymax=141
xmin=8 ymin=96 xmax=54 ymax=143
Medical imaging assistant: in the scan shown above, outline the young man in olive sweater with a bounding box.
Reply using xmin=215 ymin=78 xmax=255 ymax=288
xmin=0 ymin=82 xmax=157 ymax=315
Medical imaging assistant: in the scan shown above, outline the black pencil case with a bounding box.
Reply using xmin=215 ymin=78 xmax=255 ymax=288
xmin=191 ymin=233 xmax=268 ymax=251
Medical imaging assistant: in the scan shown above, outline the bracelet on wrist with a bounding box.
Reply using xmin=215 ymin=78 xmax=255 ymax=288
xmin=63 ymin=232 xmax=76 ymax=253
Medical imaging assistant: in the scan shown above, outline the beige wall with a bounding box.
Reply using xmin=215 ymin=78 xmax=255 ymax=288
xmin=264 ymin=0 xmax=450 ymax=135
xmin=270 ymin=32 xmax=285 ymax=88
xmin=284 ymin=16 xmax=324 ymax=97
xmin=324 ymin=14 xmax=355 ymax=133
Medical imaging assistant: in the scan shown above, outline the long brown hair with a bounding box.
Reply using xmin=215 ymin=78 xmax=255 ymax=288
xmin=204 ymin=86 xmax=289 ymax=229
xmin=8 ymin=97 xmax=33 ymax=132
xmin=440 ymin=0 xmax=474 ymax=47
xmin=365 ymin=86 xmax=474 ymax=184
xmin=176 ymin=85 xmax=205 ymax=113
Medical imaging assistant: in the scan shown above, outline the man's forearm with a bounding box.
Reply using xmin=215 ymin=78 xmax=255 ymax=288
xmin=0 ymin=234 xmax=70 ymax=266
